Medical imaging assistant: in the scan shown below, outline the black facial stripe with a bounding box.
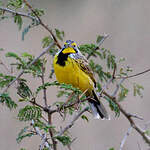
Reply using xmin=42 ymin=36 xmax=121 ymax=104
xmin=56 ymin=52 xmax=69 ymax=66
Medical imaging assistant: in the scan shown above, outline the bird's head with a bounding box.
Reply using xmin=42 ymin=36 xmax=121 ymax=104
xmin=61 ymin=40 xmax=78 ymax=54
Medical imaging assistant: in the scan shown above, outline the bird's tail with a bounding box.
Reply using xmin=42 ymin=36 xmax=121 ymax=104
xmin=88 ymin=90 xmax=109 ymax=119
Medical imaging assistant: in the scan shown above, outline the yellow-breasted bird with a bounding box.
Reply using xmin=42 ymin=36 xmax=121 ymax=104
xmin=53 ymin=40 xmax=108 ymax=119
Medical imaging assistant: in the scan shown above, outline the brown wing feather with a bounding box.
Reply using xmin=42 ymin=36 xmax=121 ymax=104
xmin=71 ymin=53 xmax=96 ymax=87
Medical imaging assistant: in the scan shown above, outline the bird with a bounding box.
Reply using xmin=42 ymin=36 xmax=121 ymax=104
xmin=53 ymin=40 xmax=108 ymax=119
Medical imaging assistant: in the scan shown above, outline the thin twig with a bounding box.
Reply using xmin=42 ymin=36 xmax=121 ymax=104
xmin=98 ymin=63 xmax=116 ymax=97
xmin=39 ymin=59 xmax=57 ymax=149
xmin=49 ymin=97 xmax=90 ymax=114
xmin=48 ymin=113 xmax=57 ymax=150
xmin=137 ymin=141 xmax=142 ymax=150
xmin=40 ymin=65 xmax=48 ymax=107
xmin=57 ymin=107 xmax=89 ymax=137
xmin=116 ymin=68 xmax=150 ymax=80
xmin=0 ymin=60 xmax=11 ymax=73
xmin=2 ymin=42 xmax=54 ymax=93
xmin=119 ymin=127 xmax=132 ymax=150
xmin=128 ymin=113 xmax=143 ymax=120
xmin=31 ymin=120 xmax=50 ymax=149
xmin=87 ymin=34 xmax=109 ymax=59
xmin=23 ymin=0 xmax=62 ymax=49
xmin=103 ymin=91 xmax=150 ymax=145
xmin=112 ymin=78 xmax=125 ymax=97
xmin=0 ymin=7 xmax=38 ymax=21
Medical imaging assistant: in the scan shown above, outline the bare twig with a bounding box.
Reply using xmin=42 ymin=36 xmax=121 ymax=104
xmin=48 ymin=113 xmax=57 ymax=150
xmin=31 ymin=120 xmax=50 ymax=149
xmin=98 ymin=63 xmax=116 ymax=97
xmin=40 ymin=65 xmax=48 ymax=107
xmin=120 ymin=127 xmax=132 ymax=150
xmin=0 ymin=7 xmax=38 ymax=21
xmin=57 ymin=107 xmax=89 ymax=137
xmin=87 ymin=33 xmax=109 ymax=59
xmin=137 ymin=141 xmax=142 ymax=150
xmin=23 ymin=0 xmax=62 ymax=49
xmin=103 ymin=91 xmax=150 ymax=145
xmin=116 ymin=68 xmax=150 ymax=80
xmin=128 ymin=113 xmax=143 ymax=120
xmin=2 ymin=42 xmax=54 ymax=93
xmin=49 ymin=97 xmax=90 ymax=114
xmin=101 ymin=75 xmax=150 ymax=145
xmin=0 ymin=60 xmax=11 ymax=73
xmin=111 ymin=78 xmax=125 ymax=97
xmin=39 ymin=59 xmax=57 ymax=149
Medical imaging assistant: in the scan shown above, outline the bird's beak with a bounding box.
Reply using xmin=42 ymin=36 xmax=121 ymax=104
xmin=62 ymin=47 xmax=76 ymax=54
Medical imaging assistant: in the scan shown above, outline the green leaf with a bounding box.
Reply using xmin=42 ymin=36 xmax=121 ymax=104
xmin=16 ymin=126 xmax=34 ymax=143
xmin=104 ymin=96 xmax=120 ymax=117
xmin=96 ymin=35 xmax=104 ymax=44
xmin=33 ymin=119 xmax=55 ymax=133
xmin=118 ymin=85 xmax=129 ymax=101
xmin=42 ymin=36 xmax=53 ymax=48
xmin=145 ymin=130 xmax=150 ymax=136
xmin=20 ymin=148 xmax=26 ymax=150
xmin=17 ymin=81 xmax=32 ymax=98
xmin=22 ymin=25 xmax=31 ymax=40
xmin=0 ymin=1 xmax=3 ymax=6
xmin=5 ymin=52 xmax=23 ymax=63
xmin=31 ymin=8 xmax=45 ymax=17
xmin=133 ymin=83 xmax=144 ymax=98
xmin=0 ymin=48 xmax=4 ymax=51
xmin=55 ymin=29 xmax=65 ymax=41
xmin=109 ymin=148 xmax=115 ymax=150
xmin=18 ymin=105 xmax=42 ymax=121
xmin=14 ymin=15 xmax=23 ymax=30
xmin=55 ymin=135 xmax=71 ymax=146
xmin=81 ymin=115 xmax=89 ymax=122
xmin=0 ymin=93 xmax=17 ymax=109
xmin=7 ymin=0 xmax=23 ymax=9
xmin=0 ymin=73 xmax=15 ymax=88
xmin=79 ymin=44 xmax=97 ymax=56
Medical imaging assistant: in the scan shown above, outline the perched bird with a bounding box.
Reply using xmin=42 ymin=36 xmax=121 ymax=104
xmin=53 ymin=40 xmax=108 ymax=119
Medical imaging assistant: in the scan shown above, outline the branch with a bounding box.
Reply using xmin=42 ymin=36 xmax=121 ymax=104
xmin=2 ymin=42 xmax=54 ymax=93
xmin=102 ymin=76 xmax=150 ymax=145
xmin=49 ymin=97 xmax=90 ymax=114
xmin=23 ymin=0 xmax=62 ymax=49
xmin=103 ymin=91 xmax=150 ymax=145
xmin=0 ymin=7 xmax=38 ymax=21
xmin=40 ymin=65 xmax=48 ymax=107
xmin=39 ymin=57 xmax=57 ymax=149
xmin=87 ymin=33 xmax=109 ymax=59
xmin=31 ymin=120 xmax=50 ymax=149
xmin=119 ymin=127 xmax=132 ymax=150
xmin=116 ymin=68 xmax=150 ymax=80
xmin=57 ymin=107 xmax=89 ymax=137
xmin=98 ymin=63 xmax=116 ymax=97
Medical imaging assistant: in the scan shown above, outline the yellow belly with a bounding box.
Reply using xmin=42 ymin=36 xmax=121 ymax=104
xmin=53 ymin=56 xmax=94 ymax=95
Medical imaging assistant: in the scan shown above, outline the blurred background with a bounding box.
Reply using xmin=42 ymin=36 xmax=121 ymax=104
xmin=0 ymin=0 xmax=150 ymax=149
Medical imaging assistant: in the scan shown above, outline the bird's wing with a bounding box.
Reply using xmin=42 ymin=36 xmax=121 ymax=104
xmin=69 ymin=52 xmax=96 ymax=87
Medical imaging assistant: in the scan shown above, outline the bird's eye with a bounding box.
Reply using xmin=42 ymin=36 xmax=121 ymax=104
xmin=72 ymin=43 xmax=76 ymax=48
